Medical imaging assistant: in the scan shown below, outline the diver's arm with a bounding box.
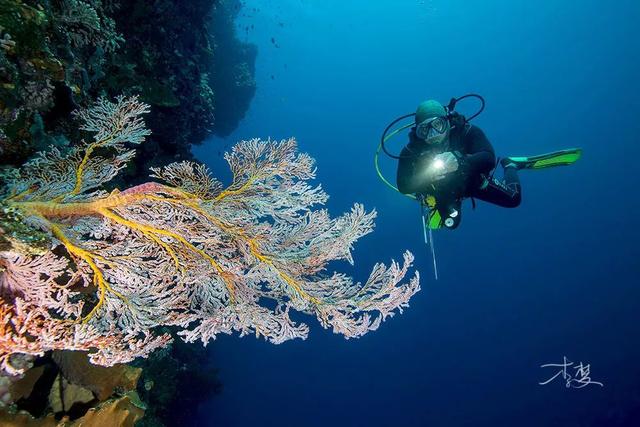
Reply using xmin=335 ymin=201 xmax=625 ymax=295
xmin=460 ymin=125 xmax=496 ymax=176
xmin=397 ymin=132 xmax=433 ymax=194
xmin=463 ymin=151 xmax=495 ymax=176
xmin=397 ymin=146 xmax=421 ymax=194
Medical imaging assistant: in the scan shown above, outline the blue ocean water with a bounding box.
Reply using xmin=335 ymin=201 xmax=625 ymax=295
xmin=193 ymin=0 xmax=640 ymax=425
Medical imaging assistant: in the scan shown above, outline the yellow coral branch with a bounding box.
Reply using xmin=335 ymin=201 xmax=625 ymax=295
xmin=247 ymin=239 xmax=321 ymax=305
xmin=213 ymin=174 xmax=260 ymax=202
xmin=147 ymin=233 xmax=183 ymax=273
xmin=13 ymin=190 xmax=162 ymax=218
xmin=49 ymin=223 xmax=129 ymax=323
xmin=5 ymin=186 xmax=35 ymax=202
xmin=96 ymin=207 xmax=236 ymax=303
xmin=71 ymin=143 xmax=99 ymax=196
xmin=69 ymin=130 xmax=120 ymax=198
xmin=140 ymin=195 xmax=321 ymax=305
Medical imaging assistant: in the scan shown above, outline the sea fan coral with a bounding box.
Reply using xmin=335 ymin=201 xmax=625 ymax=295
xmin=0 ymin=96 xmax=420 ymax=374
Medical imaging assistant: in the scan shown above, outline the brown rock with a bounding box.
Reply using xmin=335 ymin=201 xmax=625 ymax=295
xmin=9 ymin=365 xmax=45 ymax=402
xmin=47 ymin=377 xmax=61 ymax=413
xmin=0 ymin=409 xmax=57 ymax=427
xmin=52 ymin=352 xmax=142 ymax=401
xmin=48 ymin=375 xmax=95 ymax=413
xmin=68 ymin=395 xmax=144 ymax=427
xmin=0 ymin=395 xmax=143 ymax=426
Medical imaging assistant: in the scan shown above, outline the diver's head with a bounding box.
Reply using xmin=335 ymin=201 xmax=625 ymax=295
xmin=415 ymin=100 xmax=450 ymax=145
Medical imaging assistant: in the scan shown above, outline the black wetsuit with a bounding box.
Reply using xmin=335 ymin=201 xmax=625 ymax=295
xmin=396 ymin=119 xmax=521 ymax=228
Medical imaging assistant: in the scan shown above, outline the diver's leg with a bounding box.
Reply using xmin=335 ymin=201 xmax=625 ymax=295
xmin=470 ymin=166 xmax=522 ymax=208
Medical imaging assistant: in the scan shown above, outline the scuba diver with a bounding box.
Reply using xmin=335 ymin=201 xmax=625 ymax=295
xmin=375 ymin=94 xmax=581 ymax=277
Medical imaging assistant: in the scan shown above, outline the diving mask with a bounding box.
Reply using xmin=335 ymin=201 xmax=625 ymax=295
xmin=416 ymin=116 xmax=450 ymax=143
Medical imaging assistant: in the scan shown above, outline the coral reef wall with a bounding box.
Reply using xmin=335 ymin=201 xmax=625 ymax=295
xmin=208 ymin=0 xmax=257 ymax=137
xmin=104 ymin=0 xmax=257 ymax=173
xmin=0 ymin=0 xmax=255 ymax=424
xmin=0 ymin=0 xmax=256 ymax=174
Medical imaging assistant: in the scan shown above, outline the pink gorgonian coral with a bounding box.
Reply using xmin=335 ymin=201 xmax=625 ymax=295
xmin=0 ymin=95 xmax=420 ymax=374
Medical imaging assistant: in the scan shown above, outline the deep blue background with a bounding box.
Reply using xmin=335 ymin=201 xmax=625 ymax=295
xmin=193 ymin=1 xmax=640 ymax=425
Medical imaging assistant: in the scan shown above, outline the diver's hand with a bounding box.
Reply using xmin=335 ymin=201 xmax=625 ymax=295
xmin=429 ymin=152 xmax=459 ymax=181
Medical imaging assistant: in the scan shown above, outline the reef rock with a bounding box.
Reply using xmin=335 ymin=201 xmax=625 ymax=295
xmin=0 ymin=409 xmax=57 ymax=426
xmin=0 ymin=395 xmax=143 ymax=426
xmin=52 ymin=352 xmax=141 ymax=402
xmin=48 ymin=375 xmax=94 ymax=414
xmin=8 ymin=365 xmax=45 ymax=402
xmin=67 ymin=395 xmax=144 ymax=427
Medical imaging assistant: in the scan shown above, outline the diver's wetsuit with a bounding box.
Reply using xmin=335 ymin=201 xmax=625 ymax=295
xmin=396 ymin=121 xmax=521 ymax=227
